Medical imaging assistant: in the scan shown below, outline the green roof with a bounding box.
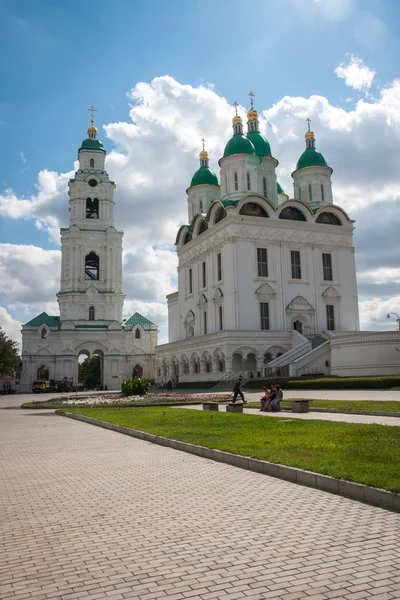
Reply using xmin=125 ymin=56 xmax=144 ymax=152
xmin=296 ymin=147 xmax=327 ymax=170
xmin=190 ymin=167 xmax=219 ymax=187
xmin=246 ymin=131 xmax=271 ymax=157
xmin=79 ymin=138 xmax=106 ymax=153
xmin=221 ymin=199 xmax=239 ymax=208
xmin=123 ymin=312 xmax=155 ymax=327
xmin=223 ymin=134 xmax=255 ymax=157
xmin=277 ymin=182 xmax=284 ymax=194
xmin=25 ymin=312 xmax=60 ymax=328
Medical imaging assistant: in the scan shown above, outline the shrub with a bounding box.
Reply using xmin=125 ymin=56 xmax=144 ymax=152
xmin=244 ymin=375 xmax=400 ymax=390
xmin=121 ymin=377 xmax=151 ymax=396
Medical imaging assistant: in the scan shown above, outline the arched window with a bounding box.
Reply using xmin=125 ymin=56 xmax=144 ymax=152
xmin=183 ymin=231 xmax=192 ymax=245
xmin=239 ymin=203 xmax=268 ymax=217
xmin=199 ymin=200 xmax=203 ymax=213
xmin=215 ymin=206 xmax=227 ymax=224
xmin=85 ymin=252 xmax=99 ymax=280
xmin=316 ymin=212 xmax=342 ymax=225
xmin=198 ymin=220 xmax=207 ymax=235
xmin=41 ymin=328 xmax=47 ymax=339
xmin=234 ymin=172 xmax=238 ymax=191
xmin=279 ymin=206 xmax=306 ymax=221
xmin=321 ymin=184 xmax=325 ymax=202
xmin=135 ymin=328 xmax=141 ymax=339
xmin=247 ymin=172 xmax=251 ymax=191
xmin=90 ymin=158 xmax=94 ymax=168
xmin=89 ymin=306 xmax=95 ymax=321
xmin=263 ymin=352 xmax=272 ymax=364
xmin=86 ymin=198 xmax=99 ymax=219
xmin=263 ymin=177 xmax=267 ymax=197
xmin=308 ymin=184 xmax=312 ymax=202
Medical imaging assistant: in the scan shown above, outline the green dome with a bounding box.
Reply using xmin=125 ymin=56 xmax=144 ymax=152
xmin=246 ymin=131 xmax=271 ymax=157
xmin=79 ymin=138 xmax=106 ymax=153
xmin=190 ymin=167 xmax=219 ymax=187
xmin=277 ymin=182 xmax=284 ymax=194
xmin=223 ymin=134 xmax=255 ymax=157
xmin=296 ymin=147 xmax=327 ymax=170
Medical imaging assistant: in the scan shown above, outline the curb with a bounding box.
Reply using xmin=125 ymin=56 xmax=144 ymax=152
xmin=56 ymin=411 xmax=400 ymax=512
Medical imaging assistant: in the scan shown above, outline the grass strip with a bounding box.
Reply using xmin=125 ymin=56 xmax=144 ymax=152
xmin=246 ymin=399 xmax=400 ymax=413
xmin=61 ymin=407 xmax=400 ymax=493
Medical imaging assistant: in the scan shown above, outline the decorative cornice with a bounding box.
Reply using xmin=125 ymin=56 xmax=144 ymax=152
xmin=255 ymin=283 xmax=276 ymax=295
xmin=322 ymin=286 xmax=341 ymax=298
xmin=286 ymin=296 xmax=314 ymax=312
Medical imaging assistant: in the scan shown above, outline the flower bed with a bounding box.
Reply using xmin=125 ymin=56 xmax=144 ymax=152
xmin=23 ymin=392 xmax=232 ymax=408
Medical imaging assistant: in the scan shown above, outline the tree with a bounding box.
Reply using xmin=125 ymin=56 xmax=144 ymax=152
xmin=78 ymin=355 xmax=101 ymax=389
xmin=0 ymin=328 xmax=19 ymax=377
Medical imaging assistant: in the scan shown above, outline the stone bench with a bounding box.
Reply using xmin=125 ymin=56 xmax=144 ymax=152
xmin=291 ymin=400 xmax=309 ymax=413
xmin=226 ymin=403 xmax=243 ymax=413
xmin=202 ymin=402 xmax=219 ymax=411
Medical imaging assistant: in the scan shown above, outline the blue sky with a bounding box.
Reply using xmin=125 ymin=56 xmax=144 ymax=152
xmin=1 ymin=0 xmax=400 ymax=342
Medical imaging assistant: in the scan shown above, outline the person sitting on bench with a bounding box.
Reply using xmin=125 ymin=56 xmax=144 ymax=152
xmin=271 ymin=385 xmax=283 ymax=412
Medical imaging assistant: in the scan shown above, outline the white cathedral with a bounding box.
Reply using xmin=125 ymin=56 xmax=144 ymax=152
xmin=154 ymin=97 xmax=400 ymax=382
xmin=19 ymin=98 xmax=400 ymax=392
xmin=19 ymin=112 xmax=157 ymax=392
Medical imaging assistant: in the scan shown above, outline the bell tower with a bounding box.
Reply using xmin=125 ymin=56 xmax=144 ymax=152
xmin=57 ymin=107 xmax=125 ymax=325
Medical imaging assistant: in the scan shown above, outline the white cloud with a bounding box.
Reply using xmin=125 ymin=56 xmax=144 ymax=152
xmin=334 ymin=55 xmax=375 ymax=91
xmin=2 ymin=74 xmax=400 ymax=337
xmin=0 ymin=307 xmax=22 ymax=346
xmin=359 ymin=298 xmax=400 ymax=331
xmin=19 ymin=151 xmax=27 ymax=164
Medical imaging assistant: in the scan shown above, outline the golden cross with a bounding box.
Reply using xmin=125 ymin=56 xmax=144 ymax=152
xmin=233 ymin=101 xmax=239 ymax=116
xmin=88 ymin=105 xmax=97 ymax=125
xmin=249 ymin=91 xmax=255 ymax=109
xmin=201 ymin=137 xmax=206 ymax=151
xmin=306 ymin=117 xmax=311 ymax=131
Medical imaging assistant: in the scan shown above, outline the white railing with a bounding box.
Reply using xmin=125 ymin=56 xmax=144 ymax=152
xmin=264 ymin=341 xmax=312 ymax=376
xmin=289 ymin=340 xmax=331 ymax=377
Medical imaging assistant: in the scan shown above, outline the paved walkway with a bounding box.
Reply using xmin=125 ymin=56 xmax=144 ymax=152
xmin=180 ymin=403 xmax=400 ymax=427
xmin=1 ymin=397 xmax=400 ymax=599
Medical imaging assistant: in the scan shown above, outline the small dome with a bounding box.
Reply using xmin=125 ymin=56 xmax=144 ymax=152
xmin=246 ymin=131 xmax=271 ymax=157
xmin=223 ymin=134 xmax=255 ymax=157
xmin=199 ymin=149 xmax=208 ymax=160
xmin=87 ymin=125 xmax=98 ymax=134
xmin=305 ymin=129 xmax=314 ymax=140
xmin=296 ymin=147 xmax=327 ymax=170
xmin=247 ymin=108 xmax=258 ymax=121
xmin=80 ymin=138 xmax=106 ymax=153
xmin=190 ymin=167 xmax=219 ymax=187
xmin=277 ymin=182 xmax=284 ymax=194
xmin=232 ymin=114 xmax=242 ymax=125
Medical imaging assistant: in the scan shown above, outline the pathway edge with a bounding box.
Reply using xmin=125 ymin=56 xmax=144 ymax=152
xmin=56 ymin=410 xmax=400 ymax=512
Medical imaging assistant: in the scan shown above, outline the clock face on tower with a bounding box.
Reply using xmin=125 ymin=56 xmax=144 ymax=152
xmin=88 ymin=179 xmax=98 ymax=187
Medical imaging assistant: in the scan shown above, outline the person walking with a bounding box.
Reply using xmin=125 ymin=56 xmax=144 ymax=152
xmin=232 ymin=376 xmax=246 ymax=403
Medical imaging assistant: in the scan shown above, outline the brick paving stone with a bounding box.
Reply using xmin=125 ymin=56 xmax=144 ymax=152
xmin=1 ymin=398 xmax=400 ymax=600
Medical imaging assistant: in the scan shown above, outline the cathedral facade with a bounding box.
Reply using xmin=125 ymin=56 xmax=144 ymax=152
xmin=155 ymin=99 xmax=362 ymax=382
xmin=19 ymin=114 xmax=157 ymax=392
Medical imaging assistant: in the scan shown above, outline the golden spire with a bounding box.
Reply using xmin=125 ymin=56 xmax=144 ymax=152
xmin=305 ymin=117 xmax=315 ymax=140
xmin=199 ymin=137 xmax=208 ymax=160
xmin=232 ymin=101 xmax=242 ymax=125
xmin=87 ymin=105 xmax=98 ymax=134
xmin=247 ymin=91 xmax=258 ymax=121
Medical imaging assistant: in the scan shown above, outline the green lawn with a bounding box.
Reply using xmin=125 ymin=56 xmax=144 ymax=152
xmin=60 ymin=407 xmax=400 ymax=493
xmin=246 ymin=399 xmax=400 ymax=413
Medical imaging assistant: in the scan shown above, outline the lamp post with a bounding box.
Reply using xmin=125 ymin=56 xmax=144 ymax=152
xmin=386 ymin=313 xmax=400 ymax=330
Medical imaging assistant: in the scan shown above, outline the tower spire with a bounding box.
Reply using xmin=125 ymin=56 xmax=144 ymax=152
xmin=247 ymin=91 xmax=259 ymax=131
xmin=232 ymin=101 xmax=243 ymax=134
xmin=304 ymin=117 xmax=315 ymax=148
xmin=87 ymin=105 xmax=98 ymax=139
xmin=199 ymin=138 xmax=209 ymax=167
